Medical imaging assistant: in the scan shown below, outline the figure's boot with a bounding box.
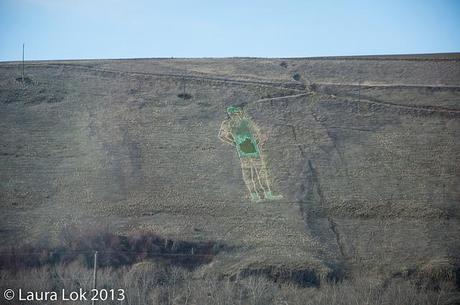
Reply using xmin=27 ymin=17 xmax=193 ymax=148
xmin=250 ymin=192 xmax=262 ymax=202
xmin=264 ymin=191 xmax=283 ymax=201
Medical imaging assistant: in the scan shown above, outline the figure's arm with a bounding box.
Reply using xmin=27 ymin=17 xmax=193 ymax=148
xmin=218 ymin=121 xmax=235 ymax=146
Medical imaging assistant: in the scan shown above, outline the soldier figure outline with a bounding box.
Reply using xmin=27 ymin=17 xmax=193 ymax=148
xmin=218 ymin=106 xmax=283 ymax=202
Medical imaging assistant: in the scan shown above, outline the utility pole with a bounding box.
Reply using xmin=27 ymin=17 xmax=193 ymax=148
xmin=357 ymin=75 xmax=362 ymax=113
xmin=22 ymin=43 xmax=25 ymax=84
xmin=358 ymin=78 xmax=361 ymax=103
xmin=182 ymin=65 xmax=187 ymax=95
xmin=92 ymin=251 xmax=98 ymax=305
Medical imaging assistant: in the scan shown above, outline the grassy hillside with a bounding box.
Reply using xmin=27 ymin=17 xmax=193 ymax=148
xmin=0 ymin=55 xmax=459 ymax=288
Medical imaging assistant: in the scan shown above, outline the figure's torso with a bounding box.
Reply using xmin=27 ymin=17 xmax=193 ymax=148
xmin=228 ymin=118 xmax=260 ymax=158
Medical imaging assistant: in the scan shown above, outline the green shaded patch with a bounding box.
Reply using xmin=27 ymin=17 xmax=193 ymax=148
xmin=231 ymin=119 xmax=260 ymax=158
xmin=235 ymin=134 xmax=259 ymax=158
xmin=239 ymin=138 xmax=257 ymax=154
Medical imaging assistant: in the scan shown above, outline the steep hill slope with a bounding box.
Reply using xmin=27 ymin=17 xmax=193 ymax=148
xmin=0 ymin=55 xmax=459 ymax=284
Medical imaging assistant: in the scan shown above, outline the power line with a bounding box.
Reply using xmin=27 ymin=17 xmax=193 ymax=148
xmin=0 ymin=246 xmax=313 ymax=257
xmin=0 ymin=251 xmax=215 ymax=257
xmin=22 ymin=43 xmax=25 ymax=84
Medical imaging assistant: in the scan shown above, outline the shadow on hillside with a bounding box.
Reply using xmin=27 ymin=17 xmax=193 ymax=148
xmin=0 ymin=226 xmax=225 ymax=271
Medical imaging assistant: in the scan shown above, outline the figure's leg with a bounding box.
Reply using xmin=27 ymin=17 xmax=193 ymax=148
xmin=250 ymin=161 xmax=265 ymax=201
xmin=254 ymin=159 xmax=283 ymax=200
xmin=240 ymin=159 xmax=260 ymax=202
xmin=253 ymin=159 xmax=269 ymax=194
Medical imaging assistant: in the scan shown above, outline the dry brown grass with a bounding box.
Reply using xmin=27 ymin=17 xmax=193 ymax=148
xmin=1 ymin=261 xmax=458 ymax=305
xmin=1 ymin=57 xmax=459 ymax=304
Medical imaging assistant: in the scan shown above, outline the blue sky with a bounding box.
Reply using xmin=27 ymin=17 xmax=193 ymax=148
xmin=0 ymin=0 xmax=459 ymax=61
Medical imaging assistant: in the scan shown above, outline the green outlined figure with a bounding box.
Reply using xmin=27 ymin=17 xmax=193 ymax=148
xmin=218 ymin=106 xmax=283 ymax=202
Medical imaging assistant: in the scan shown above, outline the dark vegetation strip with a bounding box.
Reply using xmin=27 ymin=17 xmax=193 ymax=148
xmin=0 ymin=227 xmax=224 ymax=271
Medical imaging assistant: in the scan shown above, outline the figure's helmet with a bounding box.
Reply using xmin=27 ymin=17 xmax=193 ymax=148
xmin=227 ymin=106 xmax=243 ymax=115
